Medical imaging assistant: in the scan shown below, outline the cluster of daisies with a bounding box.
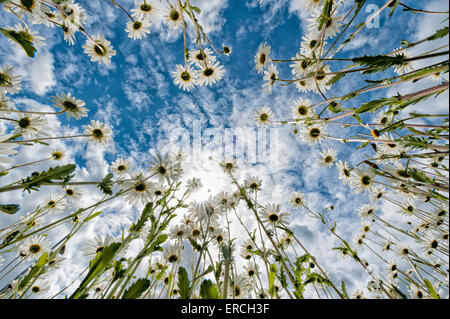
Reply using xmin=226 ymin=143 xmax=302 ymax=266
xmin=1 ymin=0 xmax=230 ymax=89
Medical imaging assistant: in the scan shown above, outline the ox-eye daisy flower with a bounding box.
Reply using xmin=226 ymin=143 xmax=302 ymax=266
xmin=82 ymin=34 xmax=116 ymax=66
xmin=0 ymin=64 xmax=21 ymax=95
xmin=290 ymin=192 xmax=306 ymax=209
xmin=262 ymin=63 xmax=278 ymax=94
xmin=336 ymin=160 xmax=351 ymax=185
xmin=349 ymin=168 xmax=375 ymax=194
xmin=121 ymin=172 xmax=153 ymax=206
xmin=255 ymin=42 xmax=271 ymax=74
xmin=131 ymin=0 xmax=160 ymax=21
xmin=260 ymin=203 xmax=289 ymax=228
xmin=126 ymin=19 xmax=151 ymax=40
xmin=172 ymin=64 xmax=198 ymax=91
xmin=15 ymin=114 xmax=49 ymax=138
xmin=20 ymin=235 xmax=50 ymax=260
xmin=190 ymin=48 xmax=217 ymax=68
xmin=83 ymin=120 xmax=113 ymax=145
xmin=291 ymin=97 xmax=314 ymax=119
xmin=52 ymin=92 xmax=88 ymax=119
xmin=319 ymin=148 xmax=337 ymax=167
xmin=165 ymin=6 xmax=182 ymax=29
xmin=111 ymin=158 xmax=132 ymax=176
xmin=254 ymin=106 xmax=274 ymax=128
xmin=300 ymin=124 xmax=327 ymax=145
xmin=198 ymin=61 xmax=225 ymax=86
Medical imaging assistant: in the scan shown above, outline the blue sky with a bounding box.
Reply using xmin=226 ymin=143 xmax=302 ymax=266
xmin=0 ymin=0 xmax=448 ymax=297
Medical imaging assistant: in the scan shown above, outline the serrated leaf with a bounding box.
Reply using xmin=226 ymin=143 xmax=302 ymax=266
xmin=178 ymin=266 xmax=190 ymax=299
xmin=268 ymin=264 xmax=277 ymax=297
xmin=200 ymin=279 xmax=219 ymax=299
xmin=122 ymin=278 xmax=150 ymax=299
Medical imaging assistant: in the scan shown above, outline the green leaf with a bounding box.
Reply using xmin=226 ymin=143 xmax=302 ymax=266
xmin=130 ymin=202 xmax=154 ymax=233
xmin=97 ymin=173 xmax=114 ymax=195
xmin=426 ymin=26 xmax=449 ymax=41
xmin=0 ymin=27 xmax=37 ymax=57
xmin=122 ymin=278 xmax=150 ymax=299
xmin=352 ymin=54 xmax=406 ymax=74
xmin=20 ymin=164 xmax=76 ymax=193
xmin=200 ymin=279 xmax=219 ymax=299
xmin=341 ymin=281 xmax=349 ymax=299
xmin=70 ymin=242 xmax=121 ymax=299
xmin=424 ymin=279 xmax=440 ymax=299
xmin=268 ymin=264 xmax=277 ymax=297
xmin=83 ymin=210 xmax=102 ymax=223
xmin=190 ymin=6 xmax=201 ymax=14
xmin=18 ymin=252 xmax=48 ymax=290
xmin=178 ymin=266 xmax=190 ymax=299
xmin=0 ymin=204 xmax=20 ymax=214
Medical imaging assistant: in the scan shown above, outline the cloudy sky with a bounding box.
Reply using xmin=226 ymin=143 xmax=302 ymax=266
xmin=0 ymin=0 xmax=448 ymax=298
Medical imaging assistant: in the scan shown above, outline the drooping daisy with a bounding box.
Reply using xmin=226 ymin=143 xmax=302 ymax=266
xmin=82 ymin=235 xmax=113 ymax=257
xmin=82 ymin=34 xmax=116 ymax=66
xmin=290 ymin=192 xmax=306 ymax=209
xmin=349 ymin=168 xmax=375 ymax=194
xmin=19 ymin=235 xmax=51 ymax=260
xmin=198 ymin=61 xmax=225 ymax=86
xmin=82 ymin=120 xmax=113 ymax=145
xmin=52 ymin=92 xmax=88 ymax=119
xmin=152 ymin=183 xmax=166 ymax=198
xmin=255 ymin=42 xmax=271 ymax=74
xmin=163 ymin=245 xmax=182 ymax=264
xmin=300 ymin=124 xmax=327 ymax=145
xmin=336 ymin=160 xmax=351 ymax=185
xmin=172 ymin=64 xmax=198 ymax=91
xmin=121 ymin=172 xmax=154 ymax=206
xmin=319 ymin=148 xmax=337 ymax=167
xmin=111 ymin=158 xmax=132 ymax=176
xmin=17 ymin=0 xmax=43 ymax=15
xmin=0 ymin=93 xmax=14 ymax=113
xmin=291 ymin=97 xmax=314 ymax=119
xmin=55 ymin=0 xmax=87 ymax=27
xmin=187 ymin=223 xmax=202 ymax=240
xmin=190 ymin=48 xmax=217 ymax=68
xmin=262 ymin=63 xmax=278 ymax=94
xmin=422 ymin=231 xmax=439 ymax=253
xmin=254 ymin=106 xmax=274 ymax=128
xmin=244 ymin=176 xmax=262 ymax=192
xmin=61 ymin=22 xmax=77 ymax=46
xmin=0 ymin=64 xmax=22 ymax=95
xmin=260 ymin=203 xmax=289 ymax=228
xmin=131 ymin=0 xmax=160 ymax=21
xmin=14 ymin=114 xmax=49 ymax=138
xmin=352 ymin=290 xmax=364 ymax=299
xmin=212 ymin=227 xmax=225 ymax=246
xmin=125 ymin=19 xmax=151 ymax=40
xmin=165 ymin=6 xmax=182 ymax=29
xmin=214 ymin=192 xmax=234 ymax=211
